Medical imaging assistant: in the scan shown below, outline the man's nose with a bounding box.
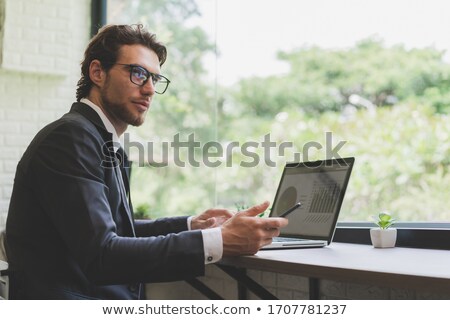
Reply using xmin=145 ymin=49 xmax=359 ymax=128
xmin=141 ymin=79 xmax=156 ymax=95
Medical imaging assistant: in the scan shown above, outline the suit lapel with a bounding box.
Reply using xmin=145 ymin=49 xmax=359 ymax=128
xmin=115 ymin=147 xmax=136 ymax=229
xmin=70 ymin=102 xmax=112 ymax=142
xmin=70 ymin=102 xmax=136 ymax=236
xmin=119 ymin=149 xmax=134 ymax=221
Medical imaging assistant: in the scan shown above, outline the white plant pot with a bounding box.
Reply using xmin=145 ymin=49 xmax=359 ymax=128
xmin=370 ymin=228 xmax=397 ymax=248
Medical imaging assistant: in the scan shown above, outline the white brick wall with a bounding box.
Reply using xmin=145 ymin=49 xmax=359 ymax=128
xmin=2 ymin=0 xmax=74 ymax=75
xmin=0 ymin=0 xmax=91 ymax=229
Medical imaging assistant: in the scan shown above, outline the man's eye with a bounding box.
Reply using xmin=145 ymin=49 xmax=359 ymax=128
xmin=132 ymin=67 xmax=147 ymax=80
xmin=151 ymin=74 xmax=161 ymax=84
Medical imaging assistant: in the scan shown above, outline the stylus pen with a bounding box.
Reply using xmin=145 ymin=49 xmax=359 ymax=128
xmin=279 ymin=202 xmax=302 ymax=217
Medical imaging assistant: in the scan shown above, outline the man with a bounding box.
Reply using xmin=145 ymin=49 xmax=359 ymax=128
xmin=5 ymin=24 xmax=287 ymax=299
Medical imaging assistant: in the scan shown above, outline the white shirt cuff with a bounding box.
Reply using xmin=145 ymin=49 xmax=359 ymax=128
xmin=201 ymin=227 xmax=223 ymax=264
xmin=187 ymin=216 xmax=193 ymax=230
xmin=187 ymin=216 xmax=223 ymax=264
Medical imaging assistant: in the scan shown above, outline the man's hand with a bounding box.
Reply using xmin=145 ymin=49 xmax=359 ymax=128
xmin=221 ymin=201 xmax=288 ymax=256
xmin=191 ymin=208 xmax=234 ymax=230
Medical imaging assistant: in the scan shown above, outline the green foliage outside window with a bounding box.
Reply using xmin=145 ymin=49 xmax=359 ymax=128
xmin=109 ymin=0 xmax=450 ymax=222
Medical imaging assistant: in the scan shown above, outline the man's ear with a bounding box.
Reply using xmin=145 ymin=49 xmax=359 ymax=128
xmin=89 ymin=60 xmax=105 ymax=87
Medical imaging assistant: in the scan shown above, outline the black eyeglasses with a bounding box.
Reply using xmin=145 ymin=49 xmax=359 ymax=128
xmin=113 ymin=63 xmax=171 ymax=94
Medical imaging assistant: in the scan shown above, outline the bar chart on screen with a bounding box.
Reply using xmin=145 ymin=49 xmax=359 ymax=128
xmin=309 ymin=181 xmax=341 ymax=214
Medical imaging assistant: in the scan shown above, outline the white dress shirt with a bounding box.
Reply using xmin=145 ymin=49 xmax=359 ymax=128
xmin=80 ymin=98 xmax=223 ymax=264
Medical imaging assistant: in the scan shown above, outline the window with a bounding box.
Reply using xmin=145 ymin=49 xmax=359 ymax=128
xmin=107 ymin=0 xmax=450 ymax=229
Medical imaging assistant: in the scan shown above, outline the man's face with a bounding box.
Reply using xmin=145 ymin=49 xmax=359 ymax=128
xmin=100 ymin=44 xmax=161 ymax=129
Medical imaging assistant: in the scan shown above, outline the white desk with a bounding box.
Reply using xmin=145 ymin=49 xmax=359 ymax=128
xmin=219 ymin=243 xmax=450 ymax=295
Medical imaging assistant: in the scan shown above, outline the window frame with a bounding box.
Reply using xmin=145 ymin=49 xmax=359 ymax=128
xmin=91 ymin=0 xmax=107 ymax=37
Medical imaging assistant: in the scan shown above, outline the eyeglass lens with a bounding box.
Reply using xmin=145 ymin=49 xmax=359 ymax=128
xmin=130 ymin=66 xmax=168 ymax=93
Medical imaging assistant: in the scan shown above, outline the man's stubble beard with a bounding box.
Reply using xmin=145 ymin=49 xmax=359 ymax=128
xmin=100 ymin=78 xmax=147 ymax=127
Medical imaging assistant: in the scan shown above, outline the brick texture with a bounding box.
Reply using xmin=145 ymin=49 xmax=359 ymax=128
xmin=0 ymin=0 xmax=91 ymax=230
xmin=2 ymin=0 xmax=73 ymax=75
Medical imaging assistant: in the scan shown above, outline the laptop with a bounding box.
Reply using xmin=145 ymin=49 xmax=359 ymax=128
xmin=261 ymin=157 xmax=354 ymax=250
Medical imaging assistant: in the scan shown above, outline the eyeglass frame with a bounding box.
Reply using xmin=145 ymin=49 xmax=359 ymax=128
xmin=106 ymin=62 xmax=171 ymax=94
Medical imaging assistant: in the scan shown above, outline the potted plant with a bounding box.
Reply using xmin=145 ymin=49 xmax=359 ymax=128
xmin=370 ymin=212 xmax=397 ymax=248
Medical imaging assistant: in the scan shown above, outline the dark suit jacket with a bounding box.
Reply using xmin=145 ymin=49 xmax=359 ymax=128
xmin=5 ymin=102 xmax=205 ymax=299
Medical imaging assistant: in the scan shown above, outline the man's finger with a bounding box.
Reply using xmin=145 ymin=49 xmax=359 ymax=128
xmin=241 ymin=201 xmax=270 ymax=217
xmin=205 ymin=217 xmax=216 ymax=228
xmin=214 ymin=209 xmax=234 ymax=218
xmin=261 ymin=217 xmax=289 ymax=229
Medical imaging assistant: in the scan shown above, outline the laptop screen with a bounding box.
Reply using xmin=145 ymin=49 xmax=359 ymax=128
xmin=270 ymin=157 xmax=354 ymax=242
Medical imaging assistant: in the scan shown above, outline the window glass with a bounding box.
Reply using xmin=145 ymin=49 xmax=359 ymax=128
xmin=108 ymin=0 xmax=450 ymax=222
xmin=108 ymin=0 xmax=218 ymax=218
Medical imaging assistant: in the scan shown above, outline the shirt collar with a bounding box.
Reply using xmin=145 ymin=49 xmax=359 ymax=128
xmin=80 ymin=98 xmax=123 ymax=152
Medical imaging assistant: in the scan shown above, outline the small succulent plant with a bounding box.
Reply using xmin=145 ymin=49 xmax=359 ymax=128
xmin=372 ymin=212 xmax=395 ymax=229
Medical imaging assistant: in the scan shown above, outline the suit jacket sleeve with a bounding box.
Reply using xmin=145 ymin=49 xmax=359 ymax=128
xmin=29 ymin=120 xmax=205 ymax=285
xmin=134 ymin=217 xmax=190 ymax=237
